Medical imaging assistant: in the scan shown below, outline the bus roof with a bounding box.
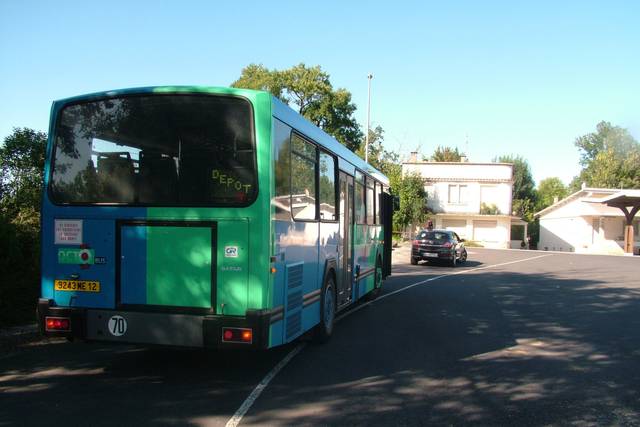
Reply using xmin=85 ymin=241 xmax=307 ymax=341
xmin=270 ymin=96 xmax=389 ymax=186
xmin=52 ymin=85 xmax=389 ymax=186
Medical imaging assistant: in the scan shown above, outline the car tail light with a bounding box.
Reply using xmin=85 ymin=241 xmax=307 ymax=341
xmin=45 ymin=317 xmax=70 ymax=331
xmin=442 ymin=241 xmax=453 ymax=248
xmin=222 ymin=327 xmax=253 ymax=344
xmin=412 ymin=240 xmax=420 ymax=247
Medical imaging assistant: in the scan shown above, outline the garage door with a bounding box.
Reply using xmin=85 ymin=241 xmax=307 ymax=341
xmin=442 ymin=219 xmax=467 ymax=237
xmin=473 ymin=220 xmax=498 ymax=242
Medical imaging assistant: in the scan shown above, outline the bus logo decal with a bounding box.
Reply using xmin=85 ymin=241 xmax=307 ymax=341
xmin=225 ymin=246 xmax=239 ymax=258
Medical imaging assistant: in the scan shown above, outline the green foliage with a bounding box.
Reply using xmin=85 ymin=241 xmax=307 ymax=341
xmin=494 ymin=154 xmax=537 ymax=221
xmin=393 ymin=172 xmax=427 ymax=231
xmin=232 ymin=63 xmax=363 ymax=151
xmin=0 ymin=128 xmax=47 ymax=219
xmin=480 ymin=203 xmax=500 ymax=215
xmin=572 ymin=121 xmax=640 ymax=189
xmin=0 ymin=128 xmax=47 ymax=326
xmin=462 ymin=240 xmax=484 ymax=248
xmin=356 ymin=126 xmax=401 ymax=181
xmin=528 ymin=220 xmax=540 ymax=249
xmin=510 ymin=224 xmax=526 ymax=240
xmin=536 ymin=177 xmax=568 ymax=211
xmin=429 ymin=146 xmax=463 ymax=162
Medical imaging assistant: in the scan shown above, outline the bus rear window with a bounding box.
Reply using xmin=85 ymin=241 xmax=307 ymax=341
xmin=50 ymin=94 xmax=256 ymax=206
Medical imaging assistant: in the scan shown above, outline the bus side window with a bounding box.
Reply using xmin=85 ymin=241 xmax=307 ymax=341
xmin=319 ymin=151 xmax=337 ymax=221
xmin=273 ymin=120 xmax=292 ymax=220
xmin=291 ymin=134 xmax=318 ymax=221
xmin=375 ymin=181 xmax=382 ymax=224
xmin=365 ymin=176 xmax=374 ymax=224
xmin=355 ymin=171 xmax=365 ymax=224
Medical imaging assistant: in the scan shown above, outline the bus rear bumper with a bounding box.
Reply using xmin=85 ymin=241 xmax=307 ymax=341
xmin=37 ymin=299 xmax=271 ymax=349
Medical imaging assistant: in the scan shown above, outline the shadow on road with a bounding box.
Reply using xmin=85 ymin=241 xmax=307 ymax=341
xmin=0 ymin=339 xmax=295 ymax=425
xmin=2 ymin=266 xmax=639 ymax=426
xmin=243 ymin=269 xmax=640 ymax=426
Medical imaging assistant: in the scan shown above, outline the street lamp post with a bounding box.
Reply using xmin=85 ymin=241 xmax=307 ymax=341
xmin=365 ymin=73 xmax=373 ymax=164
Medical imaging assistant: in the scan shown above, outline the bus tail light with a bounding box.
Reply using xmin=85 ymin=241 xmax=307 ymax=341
xmin=45 ymin=317 xmax=70 ymax=331
xmin=222 ymin=327 xmax=253 ymax=344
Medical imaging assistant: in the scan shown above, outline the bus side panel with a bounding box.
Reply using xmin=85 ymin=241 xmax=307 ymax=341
xmin=274 ymin=220 xmax=320 ymax=343
xmin=352 ymin=223 xmax=369 ymax=300
xmin=309 ymin=220 xmax=339 ymax=326
xmin=269 ymin=243 xmax=286 ymax=347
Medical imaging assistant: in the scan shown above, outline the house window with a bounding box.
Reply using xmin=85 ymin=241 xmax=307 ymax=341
xmin=448 ymin=184 xmax=468 ymax=204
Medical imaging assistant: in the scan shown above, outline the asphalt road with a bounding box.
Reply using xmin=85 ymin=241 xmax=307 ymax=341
xmin=1 ymin=247 xmax=639 ymax=426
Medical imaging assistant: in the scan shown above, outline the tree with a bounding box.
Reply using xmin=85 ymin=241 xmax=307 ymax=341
xmin=572 ymin=121 xmax=640 ymax=189
xmin=0 ymin=128 xmax=47 ymax=326
xmin=494 ymin=154 xmax=537 ymax=220
xmin=356 ymin=126 xmax=401 ymax=181
xmin=393 ymin=172 xmax=427 ymax=233
xmin=0 ymin=127 xmax=47 ymax=227
xmin=232 ymin=63 xmax=363 ymax=151
xmin=575 ymin=121 xmax=637 ymax=167
xmin=536 ymin=177 xmax=568 ymax=211
xmin=429 ymin=146 xmax=463 ymax=162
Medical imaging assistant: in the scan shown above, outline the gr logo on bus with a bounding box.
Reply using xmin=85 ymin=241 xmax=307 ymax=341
xmin=224 ymin=246 xmax=238 ymax=258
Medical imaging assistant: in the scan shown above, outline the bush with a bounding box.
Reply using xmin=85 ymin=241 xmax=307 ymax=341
xmin=0 ymin=213 xmax=40 ymax=327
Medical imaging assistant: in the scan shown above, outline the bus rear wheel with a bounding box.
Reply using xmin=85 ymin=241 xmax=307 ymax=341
xmin=314 ymin=275 xmax=336 ymax=343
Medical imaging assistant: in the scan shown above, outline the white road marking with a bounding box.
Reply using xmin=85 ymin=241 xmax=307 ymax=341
xmin=225 ymin=343 xmax=305 ymax=427
xmin=337 ymin=253 xmax=552 ymax=321
xmin=226 ymin=252 xmax=552 ymax=426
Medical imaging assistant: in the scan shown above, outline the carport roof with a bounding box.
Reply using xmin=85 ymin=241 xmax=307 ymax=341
xmin=589 ymin=190 xmax=640 ymax=208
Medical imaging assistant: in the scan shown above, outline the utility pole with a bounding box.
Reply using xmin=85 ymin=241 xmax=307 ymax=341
xmin=365 ymin=73 xmax=373 ymax=163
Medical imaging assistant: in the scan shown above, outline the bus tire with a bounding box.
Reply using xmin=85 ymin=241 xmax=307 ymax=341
xmin=314 ymin=274 xmax=336 ymax=343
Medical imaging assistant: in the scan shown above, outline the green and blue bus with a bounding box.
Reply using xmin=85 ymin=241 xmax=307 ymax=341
xmin=37 ymin=86 xmax=393 ymax=349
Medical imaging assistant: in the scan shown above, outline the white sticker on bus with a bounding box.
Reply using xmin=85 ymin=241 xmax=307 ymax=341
xmin=108 ymin=315 xmax=127 ymax=337
xmin=54 ymin=219 xmax=83 ymax=245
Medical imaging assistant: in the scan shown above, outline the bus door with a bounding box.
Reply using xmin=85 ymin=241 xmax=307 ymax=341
xmin=337 ymin=172 xmax=354 ymax=307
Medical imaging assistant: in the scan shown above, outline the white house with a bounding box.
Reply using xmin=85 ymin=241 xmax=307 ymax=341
xmin=402 ymin=158 xmax=523 ymax=249
xmin=536 ymin=187 xmax=640 ymax=255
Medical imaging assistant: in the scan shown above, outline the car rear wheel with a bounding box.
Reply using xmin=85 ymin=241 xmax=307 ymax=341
xmin=450 ymin=251 xmax=457 ymax=267
xmin=460 ymin=249 xmax=467 ymax=263
xmin=410 ymin=256 xmax=418 ymax=265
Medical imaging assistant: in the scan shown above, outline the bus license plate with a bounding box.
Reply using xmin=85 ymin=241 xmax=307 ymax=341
xmin=54 ymin=280 xmax=100 ymax=292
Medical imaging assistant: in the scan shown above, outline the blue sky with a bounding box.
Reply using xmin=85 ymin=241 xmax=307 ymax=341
xmin=1 ymin=0 xmax=638 ymax=185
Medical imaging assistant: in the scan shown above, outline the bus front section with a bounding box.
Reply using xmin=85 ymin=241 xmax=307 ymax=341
xmin=38 ymin=88 xmax=274 ymax=349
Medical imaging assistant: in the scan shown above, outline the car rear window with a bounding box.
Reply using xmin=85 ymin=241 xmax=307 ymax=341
xmin=417 ymin=231 xmax=450 ymax=242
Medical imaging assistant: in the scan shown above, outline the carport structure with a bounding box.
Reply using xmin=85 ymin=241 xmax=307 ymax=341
xmin=588 ymin=190 xmax=640 ymax=254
